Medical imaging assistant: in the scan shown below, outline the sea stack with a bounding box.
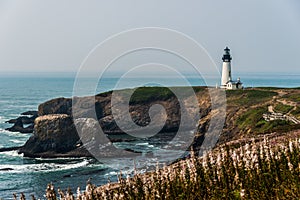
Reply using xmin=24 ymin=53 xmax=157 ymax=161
xmin=220 ymin=47 xmax=243 ymax=90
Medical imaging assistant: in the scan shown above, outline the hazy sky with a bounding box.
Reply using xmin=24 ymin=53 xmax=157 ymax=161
xmin=0 ymin=0 xmax=299 ymax=75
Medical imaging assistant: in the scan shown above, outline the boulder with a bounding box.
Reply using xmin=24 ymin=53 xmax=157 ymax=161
xmin=19 ymin=114 xmax=80 ymax=156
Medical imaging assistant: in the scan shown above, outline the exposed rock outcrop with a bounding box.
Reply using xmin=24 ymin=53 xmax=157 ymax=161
xmin=38 ymin=98 xmax=72 ymax=116
xmin=5 ymin=111 xmax=38 ymax=133
xmin=19 ymin=114 xmax=90 ymax=157
xmin=21 ymin=111 xmax=38 ymax=116
xmin=19 ymin=87 xmax=211 ymax=158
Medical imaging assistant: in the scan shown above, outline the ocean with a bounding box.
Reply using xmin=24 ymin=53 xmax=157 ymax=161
xmin=0 ymin=73 xmax=300 ymax=199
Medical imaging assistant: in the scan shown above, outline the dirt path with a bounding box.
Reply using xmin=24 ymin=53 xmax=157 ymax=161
xmin=265 ymin=90 xmax=300 ymax=124
xmin=277 ymin=99 xmax=297 ymax=107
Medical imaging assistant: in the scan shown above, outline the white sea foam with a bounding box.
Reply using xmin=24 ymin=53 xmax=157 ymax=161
xmin=0 ymin=128 xmax=30 ymax=138
xmin=9 ymin=139 xmax=24 ymax=144
xmin=0 ymin=150 xmax=23 ymax=158
xmin=0 ymin=159 xmax=91 ymax=174
xmin=60 ymin=159 xmax=90 ymax=170
xmin=136 ymin=142 xmax=149 ymax=146
xmin=34 ymin=157 xmax=88 ymax=161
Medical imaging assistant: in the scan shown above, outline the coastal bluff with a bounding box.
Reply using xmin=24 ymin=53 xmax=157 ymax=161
xmin=13 ymin=87 xmax=300 ymax=158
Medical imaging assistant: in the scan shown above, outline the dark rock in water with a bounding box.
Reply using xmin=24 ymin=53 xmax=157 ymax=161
xmin=19 ymin=114 xmax=81 ymax=157
xmin=0 ymin=168 xmax=13 ymax=171
xmin=5 ymin=119 xmax=17 ymax=124
xmin=0 ymin=146 xmax=22 ymax=152
xmin=5 ymin=117 xmax=35 ymax=133
xmin=63 ymin=174 xmax=72 ymax=178
xmin=5 ymin=110 xmax=38 ymax=133
xmin=21 ymin=111 xmax=38 ymax=116
xmin=6 ymin=116 xmax=35 ymax=124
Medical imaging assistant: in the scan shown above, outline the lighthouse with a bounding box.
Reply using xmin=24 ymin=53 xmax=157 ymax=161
xmin=220 ymin=47 xmax=243 ymax=90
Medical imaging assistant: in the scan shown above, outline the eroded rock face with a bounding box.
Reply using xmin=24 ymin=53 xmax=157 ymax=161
xmin=19 ymin=87 xmax=214 ymax=157
xmin=19 ymin=114 xmax=80 ymax=157
xmin=38 ymin=98 xmax=72 ymax=116
xmin=38 ymin=94 xmax=185 ymax=134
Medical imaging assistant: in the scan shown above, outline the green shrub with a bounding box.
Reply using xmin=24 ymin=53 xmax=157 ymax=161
xmin=283 ymin=93 xmax=300 ymax=102
xmin=274 ymin=103 xmax=294 ymax=114
xmin=236 ymin=107 xmax=267 ymax=131
xmin=291 ymin=106 xmax=300 ymax=118
xmin=130 ymin=87 xmax=175 ymax=103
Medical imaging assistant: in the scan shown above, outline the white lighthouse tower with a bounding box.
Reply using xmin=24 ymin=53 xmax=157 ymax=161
xmin=220 ymin=47 xmax=243 ymax=90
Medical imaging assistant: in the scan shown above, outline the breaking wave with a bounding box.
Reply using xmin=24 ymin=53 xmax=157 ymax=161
xmin=0 ymin=158 xmax=91 ymax=174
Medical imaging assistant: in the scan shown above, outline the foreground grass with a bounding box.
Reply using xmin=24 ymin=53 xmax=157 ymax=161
xmin=15 ymin=131 xmax=300 ymax=200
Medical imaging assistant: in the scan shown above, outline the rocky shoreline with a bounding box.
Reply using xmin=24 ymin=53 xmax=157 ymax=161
xmin=6 ymin=87 xmax=208 ymax=158
xmin=5 ymin=87 xmax=300 ymax=158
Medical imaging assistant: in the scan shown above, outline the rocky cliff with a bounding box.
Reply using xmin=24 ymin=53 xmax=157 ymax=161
xmin=16 ymin=87 xmax=300 ymax=158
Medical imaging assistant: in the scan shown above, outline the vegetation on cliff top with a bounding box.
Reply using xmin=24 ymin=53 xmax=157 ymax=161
xmin=111 ymin=86 xmax=206 ymax=104
xmin=130 ymin=87 xmax=175 ymax=103
xmin=283 ymin=93 xmax=300 ymax=102
xmin=227 ymin=88 xmax=300 ymax=136
xmin=236 ymin=106 xmax=298 ymax=134
xmin=226 ymin=89 xmax=277 ymax=107
xmin=291 ymin=106 xmax=300 ymax=119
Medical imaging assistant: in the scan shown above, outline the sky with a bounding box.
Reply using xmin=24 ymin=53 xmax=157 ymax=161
xmin=0 ymin=0 xmax=299 ymax=76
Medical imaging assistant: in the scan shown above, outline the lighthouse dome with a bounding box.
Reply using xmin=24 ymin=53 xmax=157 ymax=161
xmin=222 ymin=47 xmax=232 ymax=62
